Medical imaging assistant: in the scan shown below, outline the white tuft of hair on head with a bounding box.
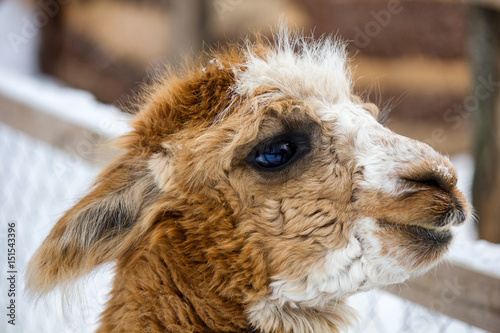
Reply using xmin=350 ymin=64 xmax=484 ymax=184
xmin=233 ymin=22 xmax=353 ymax=106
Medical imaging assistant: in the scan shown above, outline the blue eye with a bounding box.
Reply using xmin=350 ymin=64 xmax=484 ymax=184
xmin=247 ymin=133 xmax=311 ymax=172
xmin=254 ymin=141 xmax=297 ymax=169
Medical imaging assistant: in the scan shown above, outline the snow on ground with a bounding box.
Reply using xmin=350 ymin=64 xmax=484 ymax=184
xmin=0 ymin=122 xmax=113 ymax=333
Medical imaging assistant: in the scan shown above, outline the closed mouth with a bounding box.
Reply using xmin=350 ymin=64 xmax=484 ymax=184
xmin=377 ymin=220 xmax=453 ymax=246
xmin=404 ymin=225 xmax=452 ymax=245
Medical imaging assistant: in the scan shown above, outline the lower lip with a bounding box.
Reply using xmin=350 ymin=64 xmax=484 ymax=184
xmin=406 ymin=225 xmax=453 ymax=245
xmin=378 ymin=221 xmax=453 ymax=246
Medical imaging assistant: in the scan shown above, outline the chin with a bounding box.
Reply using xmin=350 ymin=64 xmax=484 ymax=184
xmin=355 ymin=217 xmax=467 ymax=289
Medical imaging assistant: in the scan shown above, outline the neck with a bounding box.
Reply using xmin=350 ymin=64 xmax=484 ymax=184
xmin=96 ymin=214 xmax=354 ymax=333
xmin=98 ymin=221 xmax=251 ymax=332
xmin=247 ymin=298 xmax=355 ymax=333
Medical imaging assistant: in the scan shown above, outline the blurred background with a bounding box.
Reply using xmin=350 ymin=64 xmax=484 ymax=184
xmin=1 ymin=0 xmax=499 ymax=332
xmin=34 ymin=0 xmax=472 ymax=153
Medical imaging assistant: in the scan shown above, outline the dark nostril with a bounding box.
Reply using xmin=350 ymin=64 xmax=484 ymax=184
xmin=416 ymin=177 xmax=441 ymax=189
xmin=402 ymin=172 xmax=452 ymax=193
xmin=398 ymin=160 xmax=457 ymax=194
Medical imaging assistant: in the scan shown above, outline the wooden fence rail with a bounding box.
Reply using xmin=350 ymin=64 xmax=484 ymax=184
xmin=384 ymin=262 xmax=500 ymax=333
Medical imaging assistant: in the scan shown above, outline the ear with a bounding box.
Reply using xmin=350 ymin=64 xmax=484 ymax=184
xmin=27 ymin=153 xmax=162 ymax=294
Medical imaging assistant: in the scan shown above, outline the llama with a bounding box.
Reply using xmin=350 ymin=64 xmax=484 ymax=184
xmin=27 ymin=28 xmax=471 ymax=332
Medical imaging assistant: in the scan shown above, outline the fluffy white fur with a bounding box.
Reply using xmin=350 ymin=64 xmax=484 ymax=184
xmin=233 ymin=26 xmax=351 ymax=105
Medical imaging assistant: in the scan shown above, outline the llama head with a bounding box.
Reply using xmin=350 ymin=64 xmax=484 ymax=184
xmin=28 ymin=28 xmax=471 ymax=332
